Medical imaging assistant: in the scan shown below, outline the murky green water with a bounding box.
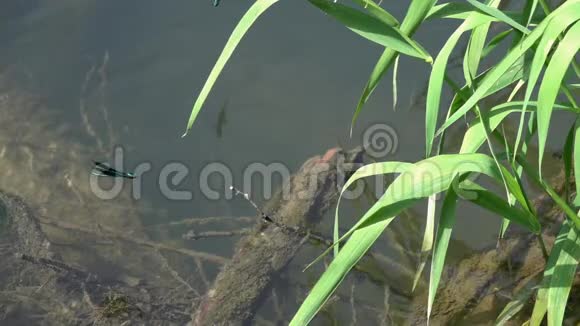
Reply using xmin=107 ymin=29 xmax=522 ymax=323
xmin=0 ymin=0 xmax=572 ymax=324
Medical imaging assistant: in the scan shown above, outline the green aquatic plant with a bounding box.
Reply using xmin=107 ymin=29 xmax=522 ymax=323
xmin=184 ymin=0 xmax=580 ymax=324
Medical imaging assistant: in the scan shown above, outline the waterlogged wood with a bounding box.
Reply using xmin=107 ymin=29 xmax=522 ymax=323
xmin=192 ymin=147 xmax=364 ymax=326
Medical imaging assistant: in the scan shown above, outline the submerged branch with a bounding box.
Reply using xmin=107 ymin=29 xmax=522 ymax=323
xmin=38 ymin=217 xmax=227 ymax=264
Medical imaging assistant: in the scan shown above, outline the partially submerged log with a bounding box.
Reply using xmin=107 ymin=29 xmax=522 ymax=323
xmin=192 ymin=147 xmax=364 ymax=326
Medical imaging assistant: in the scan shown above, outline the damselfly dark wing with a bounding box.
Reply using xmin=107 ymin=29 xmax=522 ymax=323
xmin=92 ymin=161 xmax=136 ymax=179
xmin=93 ymin=161 xmax=115 ymax=172
xmin=117 ymin=171 xmax=136 ymax=179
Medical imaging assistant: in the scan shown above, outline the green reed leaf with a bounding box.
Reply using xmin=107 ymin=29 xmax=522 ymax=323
xmin=183 ymin=0 xmax=280 ymax=137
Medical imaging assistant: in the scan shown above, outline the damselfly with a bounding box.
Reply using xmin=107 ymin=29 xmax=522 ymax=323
xmin=91 ymin=161 xmax=136 ymax=179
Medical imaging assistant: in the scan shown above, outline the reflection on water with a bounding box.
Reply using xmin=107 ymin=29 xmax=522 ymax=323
xmin=0 ymin=0 xmax=573 ymax=325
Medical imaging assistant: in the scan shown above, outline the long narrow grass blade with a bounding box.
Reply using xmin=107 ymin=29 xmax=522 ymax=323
xmin=466 ymin=0 xmax=497 ymax=78
xmin=465 ymin=0 xmax=530 ymax=34
xmin=427 ymin=2 xmax=545 ymax=24
xmin=427 ymin=2 xmax=482 ymax=20
xmin=537 ymin=21 xmax=580 ymax=177
xmin=498 ymin=213 xmax=511 ymax=239
xmin=333 ymin=161 xmax=412 ymax=256
xmin=344 ymin=154 xmax=525 ymax=246
xmin=495 ymin=276 xmax=538 ymax=325
xmin=501 ymin=128 xmax=517 ymax=231
xmin=461 ymin=2 xmax=513 ymax=210
xmin=474 ymin=104 xmax=512 ymax=207
xmin=183 ymin=0 xmax=279 ymax=137
xmin=523 ymin=0 xmax=539 ymax=27
xmin=501 ymin=121 xmax=536 ymax=211
xmin=392 ymin=55 xmax=399 ymax=111
xmin=292 ymin=153 xmax=527 ymax=325
xmin=351 ymin=0 xmax=399 ymax=26
xmin=482 ymin=29 xmax=512 ymax=58
xmin=512 ymin=9 xmax=580 ymax=161
xmin=507 ymin=79 xmax=525 ymax=103
xmin=459 ymin=180 xmax=540 ymax=232
xmin=460 ymin=101 xmax=578 ymax=154
xmin=434 ymin=37 xmax=532 ymax=159
xmin=291 ymin=215 xmax=403 ymax=326
xmin=518 ymin=116 xmax=537 ymax=212
xmin=412 ymin=194 xmax=436 ymax=292
xmin=515 ymin=154 xmax=580 ymax=229
xmin=425 ymin=13 xmax=495 ymax=156
xmin=448 ymin=52 xmax=531 ymax=119
xmin=308 ymin=0 xmax=431 ymax=60
xmin=427 ymin=186 xmax=458 ymax=320
xmin=546 ymin=218 xmax=580 ymax=326
xmin=574 ymin=118 xmax=580 ymax=206
xmin=485 ymin=53 xmax=531 ymax=96
xmin=350 ymin=0 xmax=437 ymax=134
xmin=530 ymin=221 xmax=572 ymax=326
xmin=563 ymin=121 xmax=576 ymax=202
xmin=436 ymin=1 xmax=580 ymax=138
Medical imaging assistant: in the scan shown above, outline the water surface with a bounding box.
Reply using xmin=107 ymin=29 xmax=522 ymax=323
xmin=0 ymin=1 xmax=572 ymax=324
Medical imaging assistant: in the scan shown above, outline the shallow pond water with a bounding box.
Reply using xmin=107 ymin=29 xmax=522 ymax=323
xmin=0 ymin=1 xmax=572 ymax=325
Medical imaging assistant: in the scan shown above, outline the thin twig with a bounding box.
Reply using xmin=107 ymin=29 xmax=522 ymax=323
xmin=230 ymin=185 xmax=334 ymax=244
xmin=283 ymin=275 xmax=397 ymax=318
xmin=96 ymin=51 xmax=115 ymax=148
xmin=146 ymin=216 xmax=255 ymax=228
xmin=183 ymin=228 xmax=252 ymax=240
xmin=156 ymin=248 xmax=198 ymax=296
xmin=230 ymin=186 xmax=271 ymax=222
xmin=34 ymin=275 xmax=55 ymax=294
xmin=79 ymin=63 xmax=104 ymax=153
xmin=231 ymin=185 xmax=416 ymax=288
xmin=380 ymin=285 xmax=392 ymax=326
xmin=38 ymin=217 xmax=227 ymax=264
xmin=194 ymin=258 xmax=210 ymax=290
xmin=19 ymin=254 xmax=96 ymax=282
xmin=271 ymin=288 xmax=284 ymax=324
